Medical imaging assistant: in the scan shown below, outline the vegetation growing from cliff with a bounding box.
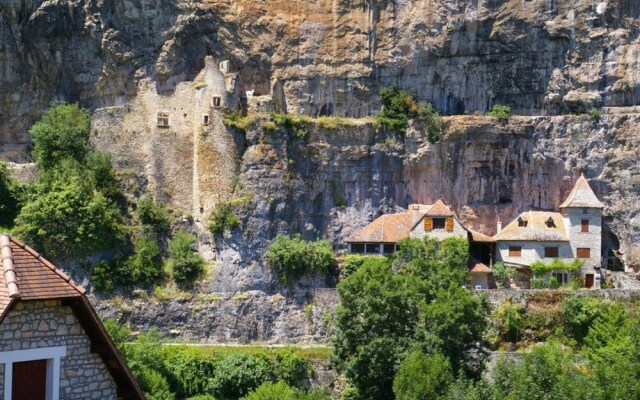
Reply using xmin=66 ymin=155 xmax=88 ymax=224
xmin=0 ymin=162 xmax=23 ymax=228
xmin=209 ymin=202 xmax=241 ymax=236
xmin=167 ymin=231 xmax=205 ymax=287
xmin=265 ymin=234 xmax=334 ymax=284
xmin=487 ymin=104 xmax=511 ymax=122
xmin=375 ymin=86 xmax=444 ymax=143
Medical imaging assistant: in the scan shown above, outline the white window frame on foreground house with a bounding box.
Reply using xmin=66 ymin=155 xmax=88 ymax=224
xmin=0 ymin=346 xmax=66 ymax=400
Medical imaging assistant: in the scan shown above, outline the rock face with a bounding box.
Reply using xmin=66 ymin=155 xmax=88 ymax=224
xmin=2 ymin=0 xmax=640 ymax=160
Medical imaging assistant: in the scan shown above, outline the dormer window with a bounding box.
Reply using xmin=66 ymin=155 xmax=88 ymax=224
xmin=212 ymin=96 xmax=221 ymax=107
xmin=545 ymin=217 xmax=556 ymax=228
xmin=517 ymin=217 xmax=528 ymax=227
xmin=157 ymin=112 xmax=169 ymax=127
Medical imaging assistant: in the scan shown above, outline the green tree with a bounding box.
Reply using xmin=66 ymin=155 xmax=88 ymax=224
xmin=167 ymin=231 xmax=205 ymax=287
xmin=29 ymin=102 xmax=91 ymax=169
xmin=560 ymin=295 xmax=607 ymax=344
xmin=265 ymin=234 xmax=334 ymax=283
xmin=119 ymin=236 xmax=164 ymax=286
xmin=491 ymin=262 xmax=516 ymax=288
xmin=487 ymin=105 xmax=511 ymax=122
xmin=241 ymin=382 xmax=298 ymax=400
xmin=103 ymin=319 xmax=131 ymax=354
xmin=393 ymin=351 xmax=453 ymax=400
xmin=493 ymin=301 xmax=526 ymax=343
xmin=136 ymin=196 xmax=171 ymax=235
xmin=13 ymin=178 xmax=123 ymax=260
xmin=0 ymin=162 xmax=22 ymax=228
xmin=207 ymin=354 xmax=273 ymax=400
xmin=274 ymin=349 xmax=313 ymax=388
xmin=376 ymin=87 xmax=418 ymax=131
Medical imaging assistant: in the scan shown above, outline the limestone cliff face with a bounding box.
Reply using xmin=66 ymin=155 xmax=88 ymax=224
xmin=2 ymin=0 xmax=640 ymax=160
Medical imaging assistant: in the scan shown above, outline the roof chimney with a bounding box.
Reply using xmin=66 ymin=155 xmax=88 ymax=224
xmin=411 ymin=205 xmax=420 ymax=226
xmin=496 ymin=218 xmax=502 ymax=234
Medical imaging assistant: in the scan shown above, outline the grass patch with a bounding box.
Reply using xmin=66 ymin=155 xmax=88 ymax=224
xmin=162 ymin=345 xmax=332 ymax=361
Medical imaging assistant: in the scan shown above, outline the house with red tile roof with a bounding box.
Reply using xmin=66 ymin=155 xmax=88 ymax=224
xmin=494 ymin=175 xmax=604 ymax=289
xmin=0 ymin=234 xmax=144 ymax=400
xmin=346 ymin=200 xmax=494 ymax=289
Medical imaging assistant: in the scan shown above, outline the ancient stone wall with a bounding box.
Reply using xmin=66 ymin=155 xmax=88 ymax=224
xmin=0 ymin=300 xmax=118 ymax=400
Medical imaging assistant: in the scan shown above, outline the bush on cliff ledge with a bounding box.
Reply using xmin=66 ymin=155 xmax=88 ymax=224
xmin=265 ymin=234 xmax=334 ymax=284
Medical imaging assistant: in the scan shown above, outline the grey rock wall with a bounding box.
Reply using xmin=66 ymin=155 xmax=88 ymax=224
xmin=2 ymin=0 xmax=640 ymax=161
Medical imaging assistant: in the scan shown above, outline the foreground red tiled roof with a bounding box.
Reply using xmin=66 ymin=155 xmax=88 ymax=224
xmin=0 ymin=234 xmax=145 ymax=399
xmin=346 ymin=212 xmax=415 ymax=243
xmin=0 ymin=235 xmax=84 ymax=317
xmin=559 ymin=174 xmax=604 ymax=209
xmin=469 ymin=259 xmax=492 ymax=273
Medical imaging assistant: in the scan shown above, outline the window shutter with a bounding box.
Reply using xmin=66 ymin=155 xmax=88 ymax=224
xmin=446 ymin=217 xmax=454 ymax=232
xmin=424 ymin=217 xmax=432 ymax=231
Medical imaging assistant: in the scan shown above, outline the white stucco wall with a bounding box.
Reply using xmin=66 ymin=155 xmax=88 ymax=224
xmin=410 ymin=216 xmax=467 ymax=241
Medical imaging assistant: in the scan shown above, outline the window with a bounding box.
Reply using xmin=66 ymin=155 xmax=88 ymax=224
xmin=432 ymin=218 xmax=446 ymax=230
xmin=552 ymin=272 xmax=569 ymax=285
xmin=545 ymin=217 xmax=556 ymax=228
xmin=509 ymin=246 xmax=522 ymax=257
xmin=544 ymin=247 xmax=559 ymax=258
xmin=583 ymin=209 xmax=589 ymax=214
xmin=350 ymin=243 xmax=364 ymax=254
xmin=581 ymin=219 xmax=589 ymax=232
xmin=203 ymin=115 xmax=209 ymax=125
xmin=383 ymin=244 xmax=395 ymax=254
xmin=212 ymin=96 xmax=222 ymax=107
xmin=577 ymin=248 xmax=591 ymax=258
xmin=517 ymin=217 xmax=528 ymax=227
xmin=1 ymin=346 xmax=66 ymax=400
xmin=157 ymin=112 xmax=169 ymax=127
xmin=365 ymin=244 xmax=380 ymax=254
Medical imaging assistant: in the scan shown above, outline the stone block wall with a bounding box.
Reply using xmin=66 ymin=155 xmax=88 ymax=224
xmin=410 ymin=216 xmax=467 ymax=241
xmin=496 ymin=241 xmax=574 ymax=267
xmin=0 ymin=300 xmax=118 ymax=400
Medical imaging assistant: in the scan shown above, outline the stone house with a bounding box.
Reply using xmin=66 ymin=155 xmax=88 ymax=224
xmin=346 ymin=199 xmax=494 ymax=288
xmin=0 ymin=234 xmax=144 ymax=400
xmin=494 ymin=175 xmax=604 ymax=288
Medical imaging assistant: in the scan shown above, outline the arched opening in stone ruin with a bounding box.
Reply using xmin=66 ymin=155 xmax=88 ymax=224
xmin=212 ymin=96 xmax=222 ymax=107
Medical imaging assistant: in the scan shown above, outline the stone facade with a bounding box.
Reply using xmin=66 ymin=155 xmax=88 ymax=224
xmin=562 ymin=207 xmax=603 ymax=272
xmin=0 ymin=300 xmax=118 ymax=400
xmin=496 ymin=241 xmax=574 ymax=267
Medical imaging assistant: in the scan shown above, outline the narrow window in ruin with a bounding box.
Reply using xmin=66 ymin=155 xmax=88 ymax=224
xmin=157 ymin=112 xmax=169 ymax=127
xmin=203 ymin=115 xmax=209 ymax=125
xmin=213 ymin=96 xmax=222 ymax=107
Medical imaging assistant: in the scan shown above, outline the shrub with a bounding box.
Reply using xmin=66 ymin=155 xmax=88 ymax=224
xmin=209 ymin=202 xmax=241 ymax=236
xmin=92 ymin=259 xmax=116 ymax=292
xmin=270 ymin=113 xmax=311 ymax=138
xmin=137 ymin=196 xmax=171 ymax=235
xmin=530 ymin=278 xmax=548 ymax=289
xmin=133 ymin=364 xmax=175 ymax=400
xmin=119 ymin=236 xmax=164 ymax=286
xmin=341 ymin=255 xmax=388 ymax=280
xmin=492 ymin=262 xmax=517 ymax=288
xmin=224 ymin=112 xmax=252 ymax=132
xmin=393 ymin=351 xmax=453 ymax=400
xmin=416 ymin=102 xmax=445 ymax=144
xmin=14 ymin=178 xmax=124 ymax=260
xmin=164 ymin=350 xmax=217 ymax=398
xmin=241 ymin=382 xmax=298 ymax=400
xmin=265 ymin=234 xmax=334 ymax=283
xmin=103 ymin=318 xmax=131 ymax=353
xmin=375 ymin=87 xmax=417 ymax=131
xmin=587 ymin=108 xmax=603 ymax=120
xmin=0 ymin=162 xmax=23 ymax=228
xmin=167 ymin=231 xmax=205 ymax=287
xmin=29 ymin=101 xmax=91 ymax=169
xmin=494 ymin=301 xmax=526 ymax=343
xmin=487 ymin=104 xmax=511 ymax=122
xmin=275 ymin=350 xmax=313 ymax=388
xmin=561 ymin=296 xmax=607 ymax=343
xmin=86 ymin=151 xmax=124 ymax=204
xmin=207 ymin=353 xmax=273 ymax=399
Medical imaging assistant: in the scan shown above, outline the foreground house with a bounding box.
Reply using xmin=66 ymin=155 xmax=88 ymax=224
xmin=495 ymin=175 xmax=604 ymax=288
xmin=0 ymin=234 xmax=144 ymax=400
xmin=346 ymin=200 xmax=494 ymax=288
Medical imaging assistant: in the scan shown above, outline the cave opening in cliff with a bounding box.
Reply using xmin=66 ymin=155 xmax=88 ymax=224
xmin=602 ymin=224 xmax=624 ymax=271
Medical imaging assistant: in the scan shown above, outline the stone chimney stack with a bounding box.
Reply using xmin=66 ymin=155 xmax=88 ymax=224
xmin=412 ymin=205 xmax=420 ymax=225
xmin=496 ymin=218 xmax=502 ymax=234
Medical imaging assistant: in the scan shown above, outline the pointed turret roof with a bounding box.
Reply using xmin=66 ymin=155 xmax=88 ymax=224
xmin=559 ymin=175 xmax=604 ymax=209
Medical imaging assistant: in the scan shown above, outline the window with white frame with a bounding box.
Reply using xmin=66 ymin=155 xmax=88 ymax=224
xmin=0 ymin=346 xmax=66 ymax=400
